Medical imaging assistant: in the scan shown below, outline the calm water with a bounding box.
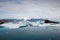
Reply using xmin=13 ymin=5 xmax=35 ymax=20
xmin=0 ymin=26 xmax=60 ymax=40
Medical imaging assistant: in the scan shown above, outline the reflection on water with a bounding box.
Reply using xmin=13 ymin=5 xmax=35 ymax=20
xmin=0 ymin=26 xmax=5 ymax=28
xmin=0 ymin=26 xmax=60 ymax=40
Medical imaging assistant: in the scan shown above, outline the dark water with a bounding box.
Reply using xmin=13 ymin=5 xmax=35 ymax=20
xmin=0 ymin=27 xmax=60 ymax=40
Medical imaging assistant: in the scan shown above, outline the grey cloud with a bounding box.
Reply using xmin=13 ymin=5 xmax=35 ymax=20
xmin=0 ymin=0 xmax=60 ymax=19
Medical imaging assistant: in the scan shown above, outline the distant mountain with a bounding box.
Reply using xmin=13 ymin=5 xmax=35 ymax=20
xmin=0 ymin=18 xmax=24 ymax=24
xmin=26 ymin=18 xmax=59 ymax=24
xmin=44 ymin=19 xmax=59 ymax=24
xmin=26 ymin=18 xmax=45 ymax=22
xmin=0 ymin=18 xmax=59 ymax=25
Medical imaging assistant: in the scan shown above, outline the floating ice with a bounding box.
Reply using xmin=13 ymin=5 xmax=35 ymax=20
xmin=0 ymin=23 xmax=20 ymax=29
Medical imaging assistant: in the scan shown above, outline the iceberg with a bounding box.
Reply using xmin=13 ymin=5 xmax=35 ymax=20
xmin=0 ymin=23 xmax=20 ymax=29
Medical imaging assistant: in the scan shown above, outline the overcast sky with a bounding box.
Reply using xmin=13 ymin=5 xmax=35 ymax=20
xmin=0 ymin=0 xmax=60 ymax=19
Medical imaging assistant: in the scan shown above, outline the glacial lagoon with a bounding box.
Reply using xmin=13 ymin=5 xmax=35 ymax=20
xmin=0 ymin=25 xmax=60 ymax=40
